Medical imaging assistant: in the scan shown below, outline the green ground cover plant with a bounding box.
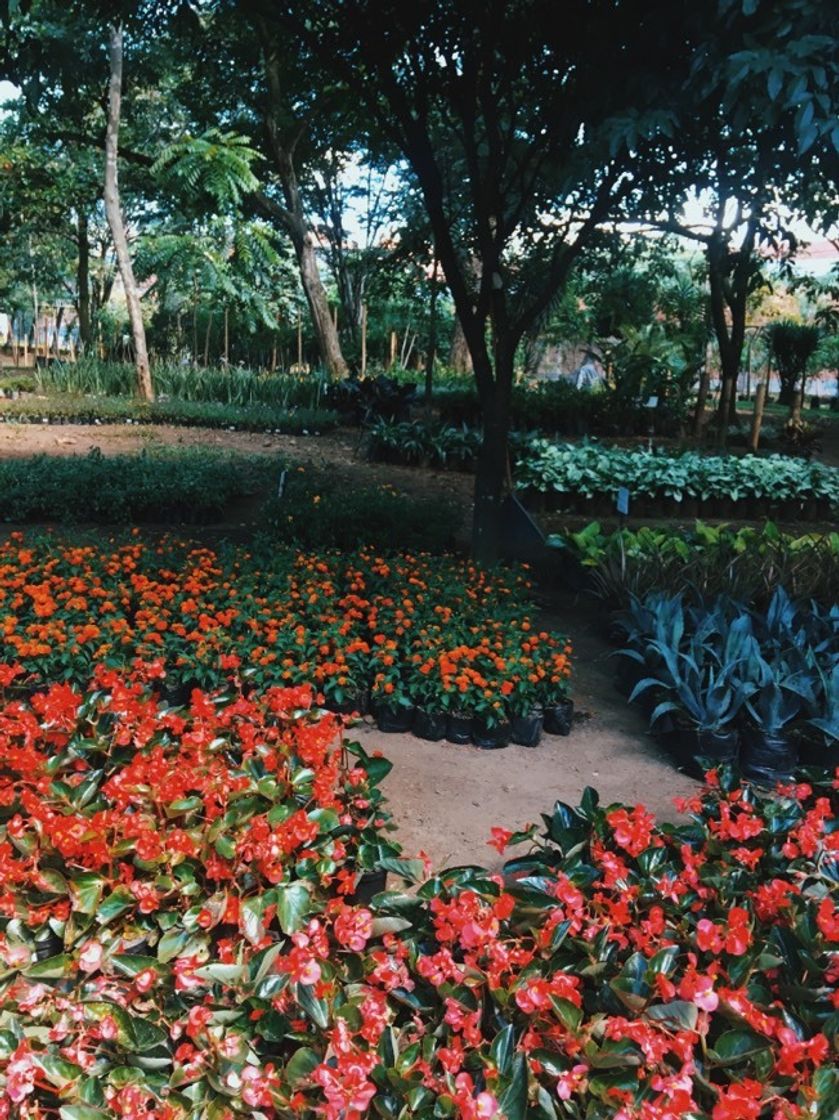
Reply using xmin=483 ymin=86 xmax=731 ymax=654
xmin=260 ymin=473 xmax=460 ymax=553
xmin=0 ymin=394 xmax=339 ymax=435
xmin=518 ymin=441 xmax=839 ymax=510
xmin=0 ymin=450 xmax=267 ymax=523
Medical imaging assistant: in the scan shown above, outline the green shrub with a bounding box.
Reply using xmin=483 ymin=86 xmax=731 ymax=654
xmin=0 ymin=449 xmax=268 ymax=523
xmin=0 ymin=394 xmax=339 ymax=434
xmin=258 ymin=472 xmax=461 ymax=552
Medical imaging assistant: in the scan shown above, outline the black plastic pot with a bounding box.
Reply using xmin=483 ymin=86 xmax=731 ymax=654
xmin=510 ymin=711 xmax=543 ymax=748
xmin=797 ymin=738 xmax=839 ymax=774
xmin=740 ymin=730 xmax=797 ymax=785
xmin=543 ymin=699 xmax=574 ymax=736
xmin=329 ymin=690 xmax=370 ymax=716
xmin=349 ymin=869 xmax=388 ymax=906
xmin=34 ymin=930 xmax=64 ymax=961
xmin=446 ymin=713 xmax=474 ymax=744
xmin=413 ymin=708 xmax=447 ymax=742
xmin=686 ymin=728 xmax=740 ymax=777
xmin=471 ymin=719 xmax=512 ymax=750
xmin=374 ymin=702 xmax=415 ymax=733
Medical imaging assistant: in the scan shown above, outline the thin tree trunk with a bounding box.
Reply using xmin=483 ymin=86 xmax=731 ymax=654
xmin=425 ymin=258 xmax=440 ymax=412
xmin=203 ymin=309 xmax=213 ymax=367
xmin=261 ymin=44 xmax=348 ymax=380
xmin=103 ymin=23 xmax=153 ymax=401
xmin=76 ymin=213 xmax=92 ymax=349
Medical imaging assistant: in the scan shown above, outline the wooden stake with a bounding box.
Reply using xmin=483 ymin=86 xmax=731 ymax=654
xmin=223 ymin=306 xmax=229 ymax=366
xmin=389 ymin=329 xmax=397 ymax=369
xmin=361 ymin=303 xmax=368 ymax=377
xmin=749 ymin=381 xmax=767 ymax=452
xmin=297 ymin=309 xmax=302 ymax=368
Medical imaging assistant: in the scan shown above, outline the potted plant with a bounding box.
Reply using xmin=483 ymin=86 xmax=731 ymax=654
xmin=629 ymin=633 xmax=753 ymax=772
xmin=408 ymin=655 xmax=448 ymax=742
xmin=740 ymin=656 xmax=804 ymax=784
xmin=370 ymin=667 xmax=415 ymax=732
xmin=470 ymin=692 xmax=512 ymax=750
xmin=504 ymin=671 xmax=544 ymax=748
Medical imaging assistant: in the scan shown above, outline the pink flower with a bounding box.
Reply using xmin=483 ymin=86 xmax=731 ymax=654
xmin=334 ymin=907 xmax=374 ymax=952
xmin=78 ymin=940 xmax=103 ymax=973
xmin=556 ymin=1064 xmax=589 ymax=1101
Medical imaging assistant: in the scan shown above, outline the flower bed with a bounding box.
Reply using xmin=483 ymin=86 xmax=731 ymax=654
xmin=1 ymin=686 xmax=836 ymax=1118
xmin=518 ymin=441 xmax=839 ymax=519
xmin=0 ymin=536 xmax=572 ymax=746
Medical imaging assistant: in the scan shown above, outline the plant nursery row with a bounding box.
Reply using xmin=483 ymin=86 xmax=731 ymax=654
xmin=0 ymin=535 xmax=572 ymax=744
xmin=616 ymin=587 xmax=839 ymax=780
xmin=0 ymin=395 xmax=339 ymax=435
xmin=518 ymin=441 xmax=839 ymax=519
xmin=550 ymin=520 xmax=839 ymax=607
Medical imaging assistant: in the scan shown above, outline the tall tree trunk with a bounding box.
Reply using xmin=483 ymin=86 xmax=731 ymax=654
xmin=76 ymin=212 xmax=92 ymax=349
xmin=449 ymin=315 xmax=473 ymax=374
xmin=103 ymin=23 xmax=153 ymax=402
xmin=472 ymin=352 xmax=513 ymax=565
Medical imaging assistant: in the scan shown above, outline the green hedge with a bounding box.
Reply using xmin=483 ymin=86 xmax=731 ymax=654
xmin=0 ymin=394 xmax=339 ymax=434
xmin=0 ymin=449 xmax=271 ymax=523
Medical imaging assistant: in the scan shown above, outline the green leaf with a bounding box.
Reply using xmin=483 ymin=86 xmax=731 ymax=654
xmin=709 ymin=1029 xmax=772 ymax=1066
xmin=26 ymin=953 xmax=73 ymax=979
xmin=60 ymin=1108 xmax=110 ymax=1120
xmin=276 ymin=882 xmax=310 ymax=934
xmin=296 ymin=982 xmax=329 ymax=1029
xmin=37 ymin=1053 xmax=84 ymax=1089
xmin=497 ymin=1053 xmax=528 ymax=1120
xmin=242 ymin=895 xmax=268 ymax=946
xmin=96 ymin=888 xmax=134 ymax=925
xmin=157 ymin=927 xmax=190 ymax=964
xmin=377 ymin=857 xmax=425 ymax=883
xmin=645 ymin=1000 xmax=698 ymax=1032
xmin=285 ymin=1046 xmax=321 ymax=1085
xmin=490 ymin=1024 xmax=515 ymax=1076
xmin=70 ymin=872 xmax=105 ymax=916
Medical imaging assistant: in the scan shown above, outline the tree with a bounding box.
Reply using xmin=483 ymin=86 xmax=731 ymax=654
xmin=270 ymin=0 xmax=694 ymax=561
xmin=631 ymin=0 xmax=839 ymax=443
xmin=103 ymin=22 xmax=152 ymax=400
xmin=766 ymin=319 xmax=821 ymax=405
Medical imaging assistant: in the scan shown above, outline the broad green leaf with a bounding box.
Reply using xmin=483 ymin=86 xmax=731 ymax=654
xmin=276 ymin=882 xmax=310 ymax=934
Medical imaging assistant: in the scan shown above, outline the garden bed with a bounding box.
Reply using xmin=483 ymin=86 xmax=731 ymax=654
xmin=517 ymin=440 xmax=839 ymax=522
xmin=0 ymin=535 xmax=572 ymax=747
xmin=0 ymin=677 xmax=835 ymax=1118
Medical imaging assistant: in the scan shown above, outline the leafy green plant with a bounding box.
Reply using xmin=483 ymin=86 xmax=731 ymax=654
xmin=0 ymin=449 xmax=267 ymax=523
xmin=519 ymin=440 xmax=839 ymax=509
xmin=0 ymin=393 xmax=339 ymax=434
